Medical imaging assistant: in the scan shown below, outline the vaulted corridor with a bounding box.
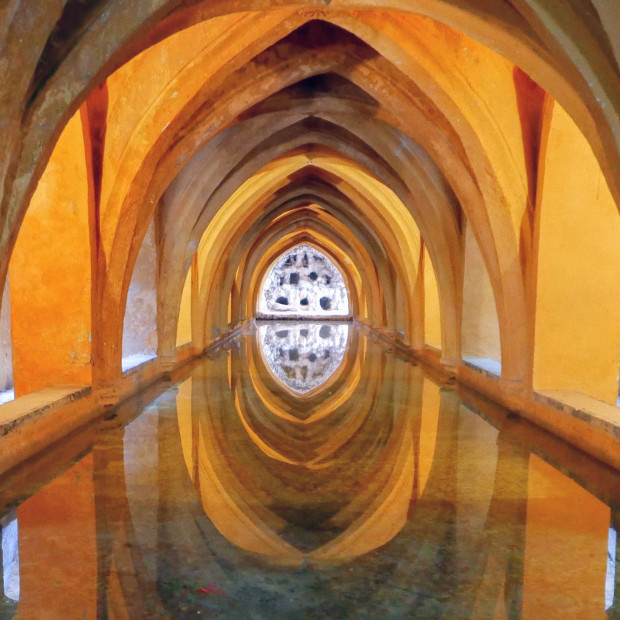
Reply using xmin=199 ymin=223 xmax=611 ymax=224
xmin=0 ymin=1 xmax=618 ymax=469
xmin=0 ymin=2 xmax=619 ymax=617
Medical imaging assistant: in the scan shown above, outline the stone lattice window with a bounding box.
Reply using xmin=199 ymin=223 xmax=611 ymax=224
xmin=258 ymin=322 xmax=349 ymax=394
xmin=258 ymin=244 xmax=350 ymax=317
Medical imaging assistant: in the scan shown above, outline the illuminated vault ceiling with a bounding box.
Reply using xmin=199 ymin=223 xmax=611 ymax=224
xmin=1 ymin=1 xmax=620 ymax=407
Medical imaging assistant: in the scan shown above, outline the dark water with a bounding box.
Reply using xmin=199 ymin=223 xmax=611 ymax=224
xmin=0 ymin=323 xmax=618 ymax=619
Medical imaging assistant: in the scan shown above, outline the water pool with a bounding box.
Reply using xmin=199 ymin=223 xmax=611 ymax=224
xmin=0 ymin=323 xmax=617 ymax=619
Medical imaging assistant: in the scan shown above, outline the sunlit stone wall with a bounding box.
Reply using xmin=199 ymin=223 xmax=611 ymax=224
xmin=258 ymin=245 xmax=349 ymax=317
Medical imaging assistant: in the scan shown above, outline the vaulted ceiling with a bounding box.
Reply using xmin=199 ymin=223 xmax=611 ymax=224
xmin=2 ymin=1 xmax=619 ymax=405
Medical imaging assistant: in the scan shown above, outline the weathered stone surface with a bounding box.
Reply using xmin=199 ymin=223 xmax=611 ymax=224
xmin=122 ymin=219 xmax=158 ymax=359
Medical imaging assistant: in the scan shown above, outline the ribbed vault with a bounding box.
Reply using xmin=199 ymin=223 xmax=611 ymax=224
xmin=1 ymin=1 xmax=619 ymax=448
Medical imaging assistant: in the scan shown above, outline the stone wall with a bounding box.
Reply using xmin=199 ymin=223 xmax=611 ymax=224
xmin=122 ymin=220 xmax=158 ymax=359
xmin=0 ymin=278 xmax=13 ymax=392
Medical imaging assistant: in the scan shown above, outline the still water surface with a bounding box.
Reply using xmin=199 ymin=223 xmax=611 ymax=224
xmin=0 ymin=322 xmax=618 ymax=619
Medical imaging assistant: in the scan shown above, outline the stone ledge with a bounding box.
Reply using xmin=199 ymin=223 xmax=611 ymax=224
xmin=413 ymin=345 xmax=620 ymax=470
xmin=255 ymin=314 xmax=353 ymax=321
xmin=535 ymin=390 xmax=620 ymax=439
xmin=463 ymin=357 xmax=502 ymax=377
xmin=0 ymin=386 xmax=91 ymax=435
xmin=0 ymin=342 xmax=207 ymax=477
xmin=0 ymin=389 xmax=102 ymax=478
xmin=203 ymin=320 xmax=254 ymax=353
xmin=121 ymin=353 xmax=157 ymax=374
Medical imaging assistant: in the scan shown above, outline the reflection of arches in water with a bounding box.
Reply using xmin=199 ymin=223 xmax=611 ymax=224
xmin=258 ymin=244 xmax=350 ymax=317
xmin=86 ymin=329 xmax=540 ymax=617
xmin=161 ymin=362 xmax=527 ymax=616
xmin=257 ymin=322 xmax=349 ymax=395
xmin=246 ymin=321 xmax=367 ymax=426
xmin=241 ymin=323 xmax=377 ymax=463
xmin=175 ymin=330 xmax=425 ymax=564
xmin=12 ymin=328 xmax=615 ymax=617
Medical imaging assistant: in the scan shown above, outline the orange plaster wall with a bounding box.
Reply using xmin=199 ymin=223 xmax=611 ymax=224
xmin=16 ymin=455 xmax=97 ymax=620
xmin=9 ymin=112 xmax=92 ymax=396
xmin=522 ymin=454 xmax=610 ymax=619
xmin=534 ymin=104 xmax=620 ymax=404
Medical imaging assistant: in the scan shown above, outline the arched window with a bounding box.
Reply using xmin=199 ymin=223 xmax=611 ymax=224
xmin=258 ymin=244 xmax=350 ymax=318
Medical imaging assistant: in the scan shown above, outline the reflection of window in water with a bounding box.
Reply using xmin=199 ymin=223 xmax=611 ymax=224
xmin=258 ymin=323 xmax=349 ymax=394
xmin=1 ymin=510 xmax=19 ymax=603
xmin=258 ymin=244 xmax=350 ymax=317
xmin=607 ymin=525 xmax=617 ymax=610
